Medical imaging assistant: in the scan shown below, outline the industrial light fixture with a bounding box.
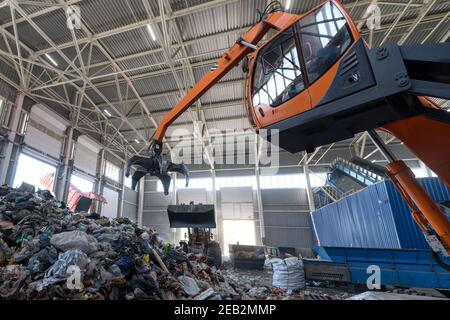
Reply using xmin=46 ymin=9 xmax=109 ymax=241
xmin=147 ymin=24 xmax=157 ymax=41
xmin=371 ymin=160 xmax=376 ymax=163
xmin=134 ymin=139 xmax=140 ymax=144
xmin=104 ymin=109 xmax=112 ymax=117
xmin=45 ymin=53 xmax=58 ymax=67
xmin=285 ymin=0 xmax=292 ymax=11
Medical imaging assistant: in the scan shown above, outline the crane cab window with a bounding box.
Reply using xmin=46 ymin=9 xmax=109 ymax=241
xmin=298 ymin=1 xmax=353 ymax=83
xmin=252 ymin=28 xmax=305 ymax=108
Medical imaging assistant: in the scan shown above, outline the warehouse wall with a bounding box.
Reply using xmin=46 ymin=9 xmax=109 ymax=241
xmin=102 ymin=186 xmax=119 ymax=218
xmin=24 ymin=105 xmax=67 ymax=160
xmin=140 ymin=177 xmax=315 ymax=253
xmin=142 ymin=178 xmax=175 ymax=243
xmin=261 ymin=188 xmax=315 ymax=249
xmin=74 ymin=135 xmax=100 ymax=176
xmin=122 ymin=186 xmax=138 ymax=222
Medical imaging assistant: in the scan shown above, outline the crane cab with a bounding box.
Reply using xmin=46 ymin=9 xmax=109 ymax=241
xmin=244 ymin=0 xmax=429 ymax=153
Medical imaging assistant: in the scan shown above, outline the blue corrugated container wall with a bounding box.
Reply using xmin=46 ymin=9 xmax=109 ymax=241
xmin=311 ymin=178 xmax=450 ymax=249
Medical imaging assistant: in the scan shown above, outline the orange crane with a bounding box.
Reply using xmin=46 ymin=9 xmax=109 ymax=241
xmin=126 ymin=0 xmax=450 ymax=259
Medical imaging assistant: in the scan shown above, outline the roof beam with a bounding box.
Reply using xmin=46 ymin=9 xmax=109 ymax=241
xmin=94 ymin=78 xmax=242 ymax=108
xmin=34 ymin=0 xmax=241 ymax=56
xmin=34 ymin=11 xmax=449 ymax=92
xmin=1 ymin=1 xmax=135 ymax=155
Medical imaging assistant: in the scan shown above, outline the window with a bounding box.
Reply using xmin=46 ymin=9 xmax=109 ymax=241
xmin=104 ymin=161 xmax=120 ymax=182
xmin=298 ymin=1 xmax=352 ymax=83
xmin=252 ymin=28 xmax=305 ymax=108
xmin=124 ymin=174 xmax=133 ymax=189
xmin=13 ymin=153 xmax=57 ymax=190
xmin=156 ymin=173 xmax=327 ymax=192
xmin=71 ymin=175 xmax=94 ymax=193
xmin=17 ymin=110 xmax=29 ymax=135
xmin=0 ymin=97 xmax=6 ymax=124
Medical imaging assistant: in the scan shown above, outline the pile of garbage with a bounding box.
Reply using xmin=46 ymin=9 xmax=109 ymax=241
xmin=0 ymin=184 xmax=238 ymax=300
xmin=223 ymin=267 xmax=352 ymax=300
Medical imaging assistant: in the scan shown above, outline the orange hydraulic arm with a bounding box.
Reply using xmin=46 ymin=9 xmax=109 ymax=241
xmin=380 ymin=103 xmax=450 ymax=255
xmin=153 ymin=11 xmax=299 ymax=144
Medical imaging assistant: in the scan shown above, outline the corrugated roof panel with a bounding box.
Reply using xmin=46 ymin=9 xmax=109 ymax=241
xmin=0 ymin=0 xmax=61 ymax=25
xmin=201 ymin=81 xmax=242 ymax=105
xmin=193 ymin=64 xmax=243 ymax=82
xmin=0 ymin=60 xmax=20 ymax=86
xmin=117 ymin=51 xmax=167 ymax=77
xmin=61 ymin=44 xmax=108 ymax=67
xmin=98 ymin=27 xmax=161 ymax=59
xmin=10 ymin=9 xmax=86 ymax=51
xmin=79 ymin=0 xmax=148 ymax=34
xmin=203 ymin=103 xmax=244 ymax=120
xmin=132 ymin=72 xmax=181 ymax=97
xmin=176 ymin=0 xmax=265 ymax=41
xmin=208 ymin=117 xmax=250 ymax=131
xmin=144 ymin=94 xmax=180 ymax=113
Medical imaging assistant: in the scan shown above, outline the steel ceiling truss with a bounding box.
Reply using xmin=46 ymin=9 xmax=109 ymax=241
xmin=0 ymin=0 xmax=448 ymax=163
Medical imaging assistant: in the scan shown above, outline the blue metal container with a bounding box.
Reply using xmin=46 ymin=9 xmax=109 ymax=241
xmin=311 ymin=178 xmax=450 ymax=249
xmin=314 ymin=246 xmax=450 ymax=289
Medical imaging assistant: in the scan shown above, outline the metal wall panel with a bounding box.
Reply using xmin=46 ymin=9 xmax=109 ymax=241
xmin=221 ymin=187 xmax=253 ymax=203
xmin=386 ymin=178 xmax=450 ymax=249
xmin=73 ymin=143 xmax=98 ymax=175
xmin=177 ymin=188 xmax=207 ymax=204
xmin=24 ymin=126 xmax=62 ymax=159
xmin=102 ymin=187 xmax=119 ymax=218
xmin=143 ymin=191 xmax=172 ymax=210
xmin=312 ymin=178 xmax=450 ymax=249
xmin=122 ymin=187 xmax=138 ymax=222
xmin=263 ymin=212 xmax=312 ymax=227
xmin=264 ymin=227 xmax=315 ymax=248
xmin=24 ymin=105 xmax=67 ymax=159
xmin=144 ymin=179 xmax=158 ymax=192
xmin=261 ymin=188 xmax=314 ymax=249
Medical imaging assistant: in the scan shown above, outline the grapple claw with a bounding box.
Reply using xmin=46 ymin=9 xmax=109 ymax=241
xmin=125 ymin=140 xmax=190 ymax=195
xmin=168 ymin=162 xmax=190 ymax=188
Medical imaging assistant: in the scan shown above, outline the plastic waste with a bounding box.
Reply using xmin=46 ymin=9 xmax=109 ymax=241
xmin=50 ymin=230 xmax=98 ymax=254
xmin=178 ymin=275 xmax=200 ymax=296
xmin=269 ymin=257 xmax=305 ymax=291
xmin=37 ymin=249 xmax=90 ymax=291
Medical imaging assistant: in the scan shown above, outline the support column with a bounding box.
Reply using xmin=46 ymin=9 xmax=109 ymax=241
xmin=95 ymin=148 xmax=105 ymax=213
xmin=54 ymin=126 xmax=75 ymax=201
xmin=304 ymin=165 xmax=316 ymax=212
xmin=118 ymin=164 xmax=126 ymax=218
xmin=255 ymin=168 xmax=265 ymax=243
xmin=171 ymin=173 xmax=177 ymax=243
xmin=211 ymin=170 xmax=219 ymax=242
xmin=137 ymin=177 xmax=145 ymax=228
xmin=0 ymin=93 xmax=24 ymax=184
xmin=304 ymin=164 xmax=319 ymax=246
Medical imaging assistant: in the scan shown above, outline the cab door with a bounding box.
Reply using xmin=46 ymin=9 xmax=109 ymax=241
xmin=250 ymin=27 xmax=311 ymax=129
xmin=296 ymin=1 xmax=358 ymax=108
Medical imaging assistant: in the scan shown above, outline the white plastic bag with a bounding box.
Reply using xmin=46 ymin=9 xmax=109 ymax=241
xmin=178 ymin=275 xmax=200 ymax=296
xmin=50 ymin=230 xmax=98 ymax=254
xmin=270 ymin=257 xmax=305 ymax=291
